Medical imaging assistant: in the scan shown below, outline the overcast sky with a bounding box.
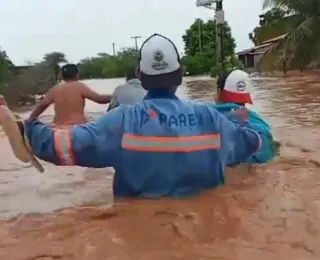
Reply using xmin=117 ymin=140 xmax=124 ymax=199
xmin=1 ymin=0 xmax=263 ymax=65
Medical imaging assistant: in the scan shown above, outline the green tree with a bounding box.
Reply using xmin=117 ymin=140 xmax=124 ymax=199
xmin=182 ymin=19 xmax=239 ymax=76
xmin=42 ymin=52 xmax=67 ymax=83
xmin=0 ymin=49 xmax=63 ymax=107
xmin=260 ymin=0 xmax=320 ymax=71
xmin=183 ymin=19 xmax=236 ymax=58
xmin=181 ymin=53 xmax=210 ymax=75
xmin=0 ymin=49 xmax=14 ymax=84
xmin=78 ymin=48 xmax=138 ymax=79
xmin=248 ymin=8 xmax=288 ymax=46
xmin=78 ymin=56 xmax=113 ymax=79
xmin=115 ymin=48 xmax=139 ymax=77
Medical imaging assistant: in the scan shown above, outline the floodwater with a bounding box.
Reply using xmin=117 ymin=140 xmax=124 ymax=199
xmin=1 ymin=75 xmax=320 ymax=260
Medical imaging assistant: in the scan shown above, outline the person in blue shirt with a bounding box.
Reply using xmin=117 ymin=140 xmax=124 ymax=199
xmin=0 ymin=34 xmax=267 ymax=198
xmin=214 ymin=69 xmax=276 ymax=164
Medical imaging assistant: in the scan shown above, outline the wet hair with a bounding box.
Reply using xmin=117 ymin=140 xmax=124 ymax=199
xmin=125 ymin=67 xmax=137 ymax=81
xmin=216 ymin=70 xmax=232 ymax=91
xmin=61 ymin=64 xmax=79 ymax=80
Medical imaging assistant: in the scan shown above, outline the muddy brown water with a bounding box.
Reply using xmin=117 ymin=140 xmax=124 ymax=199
xmin=1 ymin=75 xmax=320 ymax=260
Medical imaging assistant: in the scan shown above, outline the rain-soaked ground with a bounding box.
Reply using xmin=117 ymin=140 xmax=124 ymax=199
xmin=0 ymin=74 xmax=320 ymax=260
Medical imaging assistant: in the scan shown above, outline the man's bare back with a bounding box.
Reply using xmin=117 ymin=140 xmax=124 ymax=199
xmin=28 ymin=64 xmax=111 ymax=126
xmin=52 ymin=81 xmax=91 ymax=126
xmin=29 ymin=81 xmax=111 ymax=126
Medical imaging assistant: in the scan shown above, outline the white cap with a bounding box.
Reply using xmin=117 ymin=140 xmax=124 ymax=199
xmin=218 ymin=70 xmax=253 ymax=104
xmin=139 ymin=34 xmax=182 ymax=89
xmin=224 ymin=70 xmax=252 ymax=94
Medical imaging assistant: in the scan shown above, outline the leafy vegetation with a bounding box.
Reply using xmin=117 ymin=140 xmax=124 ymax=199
xmin=249 ymin=0 xmax=320 ymax=72
xmin=0 ymin=48 xmax=139 ymax=107
xmin=0 ymin=18 xmax=242 ymax=107
xmin=181 ymin=19 xmax=242 ymax=76
xmin=78 ymin=48 xmax=138 ymax=79
xmin=248 ymin=7 xmax=289 ymax=46
xmin=0 ymin=51 xmax=68 ymax=107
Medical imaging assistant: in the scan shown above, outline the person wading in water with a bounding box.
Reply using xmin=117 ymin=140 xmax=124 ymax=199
xmin=215 ymin=69 xmax=253 ymax=106
xmin=0 ymin=34 xmax=271 ymax=198
xmin=107 ymin=66 xmax=146 ymax=111
xmin=214 ymin=69 xmax=276 ymax=164
xmin=28 ymin=64 xmax=112 ymax=126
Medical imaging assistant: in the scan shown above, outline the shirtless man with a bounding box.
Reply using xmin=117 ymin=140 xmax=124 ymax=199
xmin=28 ymin=63 xmax=111 ymax=126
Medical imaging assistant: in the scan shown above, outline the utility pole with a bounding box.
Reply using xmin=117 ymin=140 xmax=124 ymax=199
xmin=215 ymin=0 xmax=224 ymax=69
xmin=196 ymin=0 xmax=225 ymax=69
xmin=198 ymin=19 xmax=202 ymax=52
xmin=112 ymin=42 xmax=116 ymax=58
xmin=131 ymin=36 xmax=142 ymax=52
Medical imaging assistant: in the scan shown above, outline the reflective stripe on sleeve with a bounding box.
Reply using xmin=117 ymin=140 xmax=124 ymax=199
xmin=54 ymin=129 xmax=75 ymax=165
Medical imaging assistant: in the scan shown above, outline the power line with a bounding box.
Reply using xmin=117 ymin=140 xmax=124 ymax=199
xmin=130 ymin=36 xmax=142 ymax=52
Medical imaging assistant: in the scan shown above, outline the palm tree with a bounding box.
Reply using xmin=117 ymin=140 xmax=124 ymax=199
xmin=42 ymin=52 xmax=67 ymax=83
xmin=261 ymin=0 xmax=320 ymax=71
xmin=0 ymin=49 xmax=14 ymax=84
xmin=248 ymin=8 xmax=289 ymax=46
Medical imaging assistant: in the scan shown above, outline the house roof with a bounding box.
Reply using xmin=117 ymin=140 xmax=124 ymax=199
xmin=236 ymin=43 xmax=273 ymax=55
xmin=261 ymin=34 xmax=287 ymax=44
xmin=236 ymin=34 xmax=287 ymax=56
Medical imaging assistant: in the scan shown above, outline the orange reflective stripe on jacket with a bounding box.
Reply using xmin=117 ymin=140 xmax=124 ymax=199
xmin=121 ymin=133 xmax=220 ymax=152
xmin=54 ymin=129 xmax=75 ymax=165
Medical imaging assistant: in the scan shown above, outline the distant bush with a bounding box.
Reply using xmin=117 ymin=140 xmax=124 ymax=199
xmin=210 ymin=56 xmax=245 ymax=78
xmin=210 ymin=64 xmax=222 ymax=77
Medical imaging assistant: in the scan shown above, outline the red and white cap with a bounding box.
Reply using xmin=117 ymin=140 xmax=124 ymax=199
xmin=217 ymin=69 xmax=253 ymax=104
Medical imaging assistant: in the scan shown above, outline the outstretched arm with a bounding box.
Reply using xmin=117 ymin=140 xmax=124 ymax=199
xmin=24 ymin=107 xmax=125 ymax=168
xmin=214 ymin=104 xmax=275 ymax=165
xmin=213 ymin=107 xmax=262 ymax=165
xmin=28 ymin=90 xmax=53 ymax=120
xmin=81 ymin=83 xmax=112 ymax=104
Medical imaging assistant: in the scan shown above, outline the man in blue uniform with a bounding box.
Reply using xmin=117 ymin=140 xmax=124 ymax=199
xmin=0 ymin=34 xmax=265 ymax=198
